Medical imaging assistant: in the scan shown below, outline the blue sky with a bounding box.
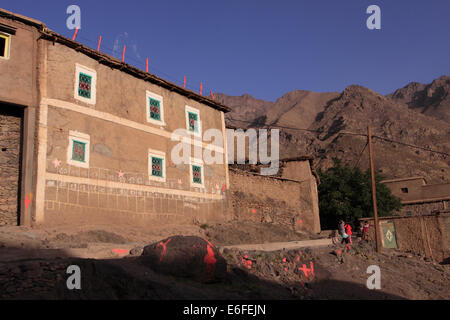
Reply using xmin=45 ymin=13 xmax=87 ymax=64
xmin=2 ymin=1 xmax=450 ymax=101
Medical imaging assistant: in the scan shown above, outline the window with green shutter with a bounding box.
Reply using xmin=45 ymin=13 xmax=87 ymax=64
xmin=78 ymin=72 xmax=92 ymax=99
xmin=192 ymin=165 xmax=202 ymax=184
xmin=188 ymin=112 xmax=198 ymax=132
xmin=149 ymin=97 xmax=161 ymax=121
xmin=151 ymin=156 xmax=164 ymax=178
xmin=72 ymin=140 xmax=86 ymax=162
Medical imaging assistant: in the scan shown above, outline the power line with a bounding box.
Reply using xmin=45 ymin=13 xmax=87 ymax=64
xmin=353 ymin=140 xmax=369 ymax=169
xmin=372 ymin=135 xmax=450 ymax=157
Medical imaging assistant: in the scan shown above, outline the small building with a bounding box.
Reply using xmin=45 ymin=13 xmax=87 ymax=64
xmin=381 ymin=177 xmax=450 ymax=216
xmin=0 ymin=9 xmax=231 ymax=227
xmin=229 ymin=157 xmax=321 ymax=234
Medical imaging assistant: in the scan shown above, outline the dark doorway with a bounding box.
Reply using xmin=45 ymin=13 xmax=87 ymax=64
xmin=0 ymin=104 xmax=24 ymax=226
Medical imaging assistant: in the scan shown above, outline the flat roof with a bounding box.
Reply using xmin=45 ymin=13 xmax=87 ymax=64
xmin=380 ymin=176 xmax=427 ymax=184
xmin=0 ymin=8 xmax=231 ymax=113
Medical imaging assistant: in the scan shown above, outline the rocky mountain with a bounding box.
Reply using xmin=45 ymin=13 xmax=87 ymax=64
xmin=217 ymin=77 xmax=450 ymax=183
xmin=215 ymin=90 xmax=339 ymax=129
xmin=388 ymin=75 xmax=450 ymax=122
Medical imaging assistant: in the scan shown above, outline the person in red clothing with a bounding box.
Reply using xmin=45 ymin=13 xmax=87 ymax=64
xmin=344 ymin=223 xmax=353 ymax=244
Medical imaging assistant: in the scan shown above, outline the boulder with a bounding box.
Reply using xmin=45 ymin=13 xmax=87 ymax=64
xmin=141 ymin=236 xmax=227 ymax=282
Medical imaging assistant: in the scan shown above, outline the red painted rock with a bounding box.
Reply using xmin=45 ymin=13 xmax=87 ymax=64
xmin=141 ymin=236 xmax=227 ymax=282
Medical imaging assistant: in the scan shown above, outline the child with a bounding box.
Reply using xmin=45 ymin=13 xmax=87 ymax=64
xmin=362 ymin=221 xmax=369 ymax=242
xmin=338 ymin=220 xmax=349 ymax=245
xmin=344 ymin=223 xmax=353 ymax=244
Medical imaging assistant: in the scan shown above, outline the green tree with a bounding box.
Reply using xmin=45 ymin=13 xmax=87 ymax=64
xmin=317 ymin=159 xmax=402 ymax=229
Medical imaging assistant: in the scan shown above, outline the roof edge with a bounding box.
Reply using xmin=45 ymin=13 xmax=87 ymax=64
xmin=380 ymin=176 xmax=427 ymax=184
xmin=0 ymin=8 xmax=231 ymax=113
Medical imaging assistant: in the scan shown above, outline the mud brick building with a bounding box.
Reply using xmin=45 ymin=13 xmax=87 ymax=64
xmin=229 ymin=157 xmax=321 ymax=234
xmin=381 ymin=177 xmax=450 ymax=216
xmin=0 ymin=9 xmax=232 ymax=227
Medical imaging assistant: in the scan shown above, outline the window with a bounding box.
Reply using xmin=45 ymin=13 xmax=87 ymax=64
xmin=0 ymin=32 xmax=11 ymax=59
xmin=78 ymin=73 xmax=92 ymax=99
xmin=189 ymin=158 xmax=204 ymax=188
xmin=67 ymin=131 xmax=90 ymax=168
xmin=74 ymin=64 xmax=97 ymax=104
xmin=148 ymin=149 xmax=166 ymax=182
xmin=401 ymin=188 xmax=409 ymax=194
xmin=146 ymin=91 xmax=165 ymax=125
xmin=185 ymin=105 xmax=201 ymax=136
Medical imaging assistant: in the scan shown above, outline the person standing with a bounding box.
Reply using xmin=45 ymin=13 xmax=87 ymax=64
xmin=338 ymin=220 xmax=349 ymax=244
xmin=361 ymin=221 xmax=370 ymax=242
xmin=344 ymin=222 xmax=353 ymax=244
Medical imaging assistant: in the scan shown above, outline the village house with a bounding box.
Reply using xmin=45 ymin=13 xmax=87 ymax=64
xmin=228 ymin=157 xmax=321 ymax=234
xmin=381 ymin=176 xmax=450 ymax=216
xmin=0 ymin=9 xmax=321 ymax=234
xmin=0 ymin=8 xmax=231 ymax=227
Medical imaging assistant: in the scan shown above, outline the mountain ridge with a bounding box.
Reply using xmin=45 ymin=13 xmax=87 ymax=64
xmin=217 ymin=76 xmax=450 ymax=183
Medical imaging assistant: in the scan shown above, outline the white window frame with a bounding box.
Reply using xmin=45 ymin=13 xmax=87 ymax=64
xmin=74 ymin=63 xmax=97 ymax=105
xmin=0 ymin=32 xmax=11 ymax=60
xmin=185 ymin=105 xmax=202 ymax=137
xmin=189 ymin=157 xmax=205 ymax=188
xmin=148 ymin=148 xmax=166 ymax=182
xmin=146 ymin=90 xmax=166 ymax=126
xmin=67 ymin=131 xmax=90 ymax=168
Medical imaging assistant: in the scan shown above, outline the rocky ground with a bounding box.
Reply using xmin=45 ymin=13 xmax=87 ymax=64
xmin=0 ymin=222 xmax=448 ymax=300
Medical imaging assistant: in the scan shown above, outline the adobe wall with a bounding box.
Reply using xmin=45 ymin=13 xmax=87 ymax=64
xmin=382 ymin=178 xmax=426 ymax=202
xmin=34 ymin=40 xmax=230 ymax=227
xmin=0 ymin=16 xmax=37 ymax=107
xmin=280 ymin=160 xmax=321 ymax=233
xmin=421 ymin=184 xmax=450 ymax=200
xmin=362 ymin=215 xmax=448 ymax=263
xmin=229 ymin=168 xmax=321 ymax=234
xmin=383 ymin=178 xmax=450 ymax=203
xmin=44 ymin=43 xmax=224 ymax=134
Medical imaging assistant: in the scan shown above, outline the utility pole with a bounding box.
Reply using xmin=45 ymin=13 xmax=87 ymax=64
xmin=368 ymin=126 xmax=382 ymax=253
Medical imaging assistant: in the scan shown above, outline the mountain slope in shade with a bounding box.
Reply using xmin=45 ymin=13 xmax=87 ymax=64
xmin=388 ymin=75 xmax=450 ymax=122
xmin=219 ymin=77 xmax=450 ymax=183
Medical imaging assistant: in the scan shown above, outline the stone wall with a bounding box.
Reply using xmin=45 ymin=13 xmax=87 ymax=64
xmin=229 ymin=168 xmax=320 ymax=234
xmin=0 ymin=106 xmax=22 ymax=226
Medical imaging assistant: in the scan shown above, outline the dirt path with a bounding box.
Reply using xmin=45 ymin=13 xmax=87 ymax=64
xmin=220 ymin=239 xmax=332 ymax=252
